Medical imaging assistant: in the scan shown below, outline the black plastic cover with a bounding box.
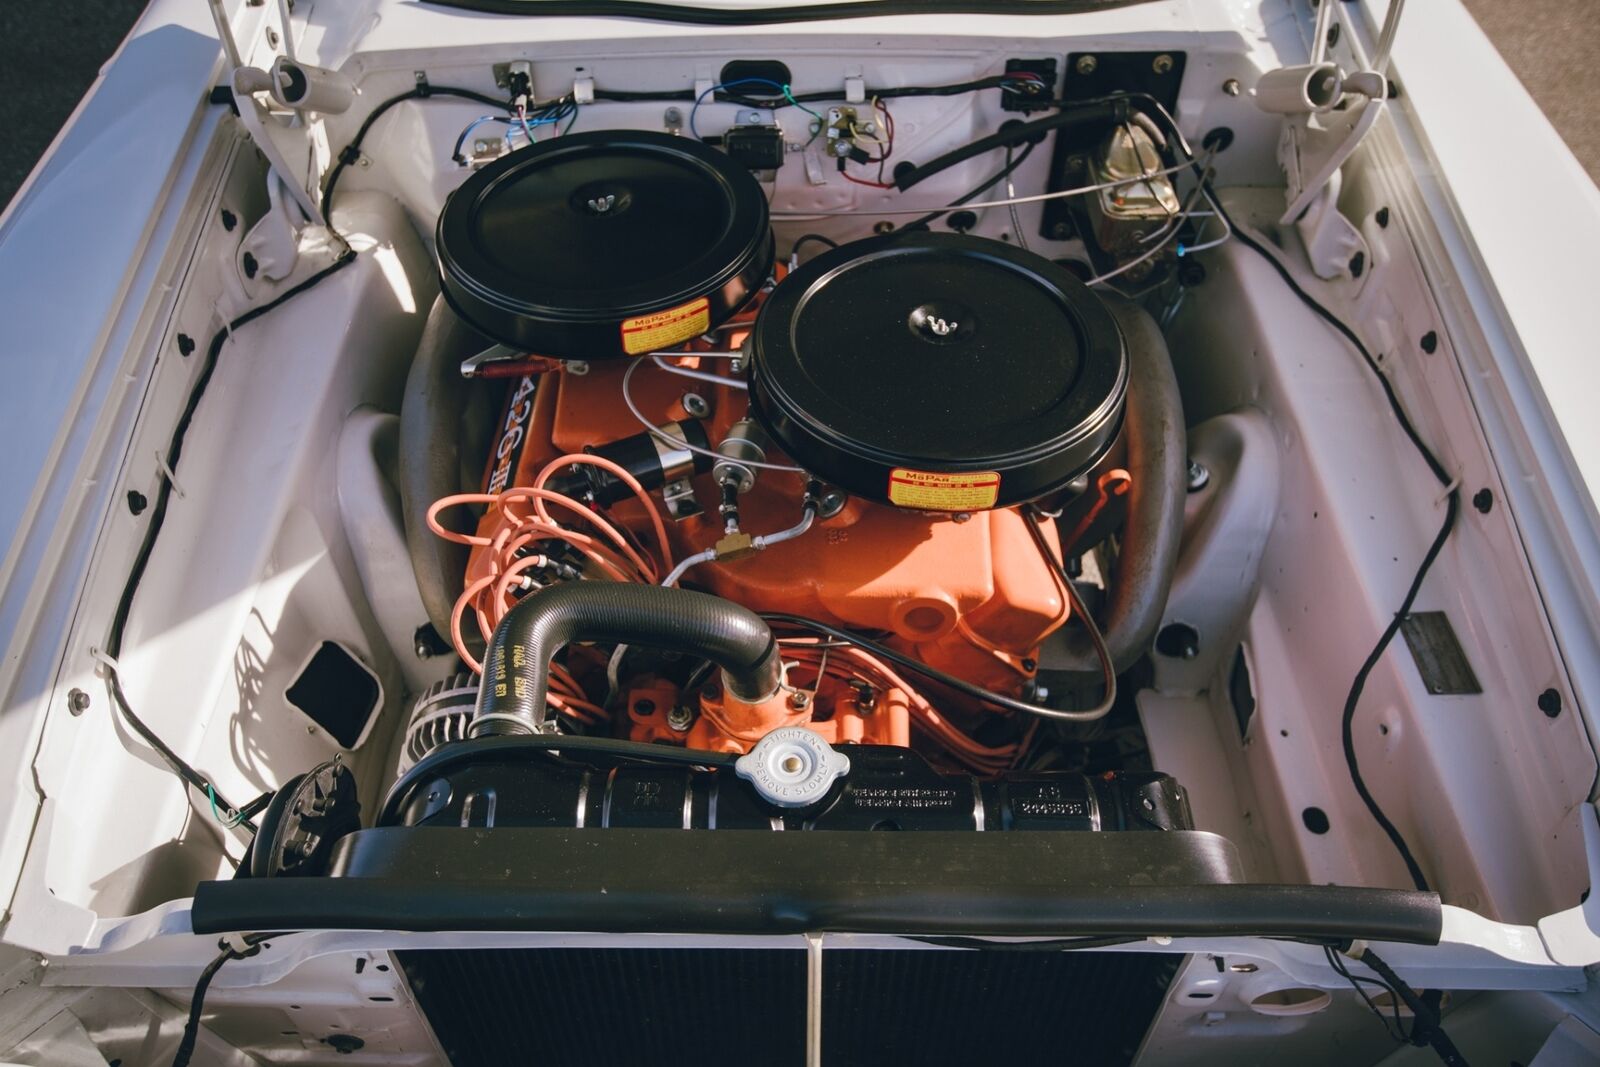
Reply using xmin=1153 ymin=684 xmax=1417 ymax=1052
xmin=380 ymin=741 xmax=1192 ymax=832
xmin=747 ymin=233 xmax=1128 ymax=510
xmin=437 ymin=129 xmax=774 ymax=358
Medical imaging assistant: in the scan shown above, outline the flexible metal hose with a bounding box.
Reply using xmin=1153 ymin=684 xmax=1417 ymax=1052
xmin=473 ymin=582 xmax=783 ymax=736
xmin=400 ymin=295 xmax=494 ymax=644
xmin=1042 ymin=297 xmax=1186 ymax=686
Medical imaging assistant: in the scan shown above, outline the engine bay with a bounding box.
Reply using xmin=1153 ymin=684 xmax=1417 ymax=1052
xmin=58 ymin=20 xmax=1590 ymax=922
xmin=9 ymin=3 xmax=1599 ymax=1062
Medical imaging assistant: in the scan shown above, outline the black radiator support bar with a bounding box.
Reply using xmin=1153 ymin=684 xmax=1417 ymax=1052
xmin=193 ymin=828 xmax=1442 ymax=944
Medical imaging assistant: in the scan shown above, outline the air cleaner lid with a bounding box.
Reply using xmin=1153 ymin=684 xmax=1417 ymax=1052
xmin=747 ymin=233 xmax=1127 ymax=510
xmin=437 ymin=129 xmax=773 ymax=359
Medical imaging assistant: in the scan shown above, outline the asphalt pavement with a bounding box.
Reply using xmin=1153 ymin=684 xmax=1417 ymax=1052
xmin=2 ymin=2 xmax=1596 ymax=211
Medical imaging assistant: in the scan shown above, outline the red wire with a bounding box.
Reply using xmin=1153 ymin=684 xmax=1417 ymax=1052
xmin=841 ymin=171 xmax=895 ymax=189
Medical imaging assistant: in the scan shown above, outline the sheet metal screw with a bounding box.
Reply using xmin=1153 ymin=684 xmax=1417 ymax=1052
xmin=1153 ymin=54 xmax=1175 ymax=75
xmin=67 ymin=689 xmax=90 ymax=716
xmin=1186 ymin=458 xmax=1211 ymax=492
xmin=1074 ymin=55 xmax=1098 ymax=76
xmin=1222 ymin=78 xmax=1241 ymax=96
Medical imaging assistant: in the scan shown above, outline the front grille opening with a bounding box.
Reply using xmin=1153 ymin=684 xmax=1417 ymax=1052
xmin=400 ymin=945 xmax=1176 ymax=1067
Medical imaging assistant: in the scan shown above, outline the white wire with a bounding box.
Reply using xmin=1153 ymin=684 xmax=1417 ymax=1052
xmin=1087 ymin=148 xmax=1226 ymax=288
xmin=660 ymin=547 xmax=718 ymax=588
xmin=769 ymin=160 xmax=1193 ymax=218
xmin=1004 ymin=145 xmax=1029 ymax=252
xmin=621 ymin=358 xmax=807 ymax=473
xmin=651 ymin=355 xmax=748 ymax=390
xmin=1085 ymin=224 xmax=1182 ymax=288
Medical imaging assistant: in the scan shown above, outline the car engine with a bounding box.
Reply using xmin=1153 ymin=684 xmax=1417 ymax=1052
xmin=383 ymin=126 xmax=1188 ymax=819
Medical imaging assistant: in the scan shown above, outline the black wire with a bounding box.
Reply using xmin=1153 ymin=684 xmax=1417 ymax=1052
xmin=171 ymin=933 xmax=281 ymax=1067
xmin=104 ymin=251 xmax=358 ymax=830
xmin=593 ymin=72 xmax=1042 ymax=109
xmin=759 ymin=611 xmax=1087 ymax=722
xmin=1207 ymin=205 xmax=1455 ymax=893
xmin=790 ymin=233 xmax=840 ymax=257
xmin=321 ymin=85 xmax=511 ymax=219
xmin=902 ymin=138 xmax=1036 ymax=232
xmin=1326 ymin=945 xmax=1410 ymax=1042
xmin=1358 ymin=947 xmax=1471 ymax=1066
xmin=1126 ymin=88 xmax=1456 ymax=893
xmin=907 ymin=934 xmax=1145 ymax=951
xmin=449 ymin=96 xmax=580 ymax=164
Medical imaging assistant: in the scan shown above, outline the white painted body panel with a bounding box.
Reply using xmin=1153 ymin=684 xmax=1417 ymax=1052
xmin=0 ymin=0 xmax=1597 ymax=1063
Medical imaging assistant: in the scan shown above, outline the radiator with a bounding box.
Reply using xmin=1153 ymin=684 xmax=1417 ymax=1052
xmin=398 ymin=946 xmax=1176 ymax=1066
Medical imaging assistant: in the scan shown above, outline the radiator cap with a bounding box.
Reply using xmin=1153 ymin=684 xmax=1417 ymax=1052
xmin=735 ymin=727 xmax=850 ymax=808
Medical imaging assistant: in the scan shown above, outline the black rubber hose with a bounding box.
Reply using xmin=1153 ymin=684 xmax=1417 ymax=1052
xmin=474 ymin=583 xmax=783 ymax=736
xmin=893 ymin=99 xmax=1124 ymax=191
xmin=400 ymin=295 xmax=493 ymax=643
xmin=1046 ymin=298 xmax=1186 ymax=686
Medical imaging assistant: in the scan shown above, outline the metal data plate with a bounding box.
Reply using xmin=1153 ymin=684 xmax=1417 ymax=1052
xmin=1400 ymin=611 xmax=1483 ymax=696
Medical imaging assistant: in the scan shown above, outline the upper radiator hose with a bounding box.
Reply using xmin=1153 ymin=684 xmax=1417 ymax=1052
xmin=473 ymin=582 xmax=783 ymax=737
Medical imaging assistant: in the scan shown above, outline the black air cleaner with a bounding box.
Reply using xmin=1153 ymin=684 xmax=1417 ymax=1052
xmin=746 ymin=233 xmax=1127 ymax=511
xmin=437 ymin=130 xmax=774 ymax=358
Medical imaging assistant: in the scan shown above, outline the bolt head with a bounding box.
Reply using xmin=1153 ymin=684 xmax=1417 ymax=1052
xmin=67 ymin=688 xmax=90 ymax=715
xmin=1074 ymin=55 xmax=1098 ymax=76
xmin=1153 ymin=54 xmax=1175 ymax=75
xmin=1222 ymin=78 xmax=1242 ymax=97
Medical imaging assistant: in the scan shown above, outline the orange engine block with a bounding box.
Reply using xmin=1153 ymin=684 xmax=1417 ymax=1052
xmin=466 ymin=351 xmax=1072 ymax=760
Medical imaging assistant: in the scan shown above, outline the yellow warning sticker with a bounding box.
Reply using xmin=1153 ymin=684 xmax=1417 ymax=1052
xmin=887 ymin=468 xmax=1001 ymax=511
xmin=621 ymin=297 xmax=711 ymax=355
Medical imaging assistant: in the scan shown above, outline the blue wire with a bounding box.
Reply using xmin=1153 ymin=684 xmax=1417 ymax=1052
xmin=689 ymin=77 xmax=787 ymax=141
xmin=453 ymin=101 xmax=580 ymax=163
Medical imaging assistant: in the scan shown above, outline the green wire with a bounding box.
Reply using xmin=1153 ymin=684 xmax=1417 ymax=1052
xmin=783 ymin=84 xmax=823 ymax=120
xmin=207 ymin=784 xmax=245 ymax=829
